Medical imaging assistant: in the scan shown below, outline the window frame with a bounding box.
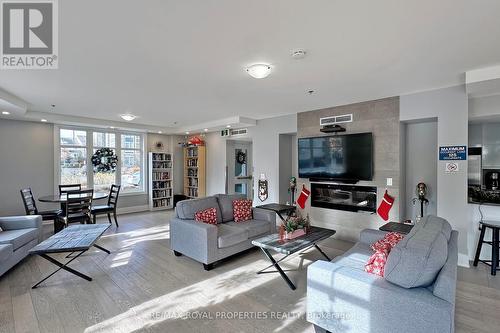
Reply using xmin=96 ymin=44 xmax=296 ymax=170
xmin=54 ymin=125 xmax=146 ymax=196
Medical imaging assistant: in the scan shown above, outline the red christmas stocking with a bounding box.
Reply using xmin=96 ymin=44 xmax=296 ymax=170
xmin=377 ymin=190 xmax=395 ymax=221
xmin=296 ymin=185 xmax=310 ymax=209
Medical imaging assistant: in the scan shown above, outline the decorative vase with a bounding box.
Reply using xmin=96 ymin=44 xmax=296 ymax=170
xmin=285 ymin=228 xmax=306 ymax=240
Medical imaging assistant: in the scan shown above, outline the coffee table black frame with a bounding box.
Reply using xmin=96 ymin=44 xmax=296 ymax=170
xmin=29 ymin=224 xmax=111 ymax=288
xmin=252 ymin=226 xmax=336 ymax=290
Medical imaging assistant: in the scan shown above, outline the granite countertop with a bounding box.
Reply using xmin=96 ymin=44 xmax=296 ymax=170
xmin=468 ymin=186 xmax=500 ymax=205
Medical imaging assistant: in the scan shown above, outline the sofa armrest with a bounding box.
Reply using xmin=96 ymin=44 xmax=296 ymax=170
xmin=307 ymin=260 xmax=454 ymax=333
xmin=252 ymin=208 xmax=277 ymax=232
xmin=0 ymin=215 xmax=42 ymax=230
xmin=358 ymin=228 xmax=387 ymax=245
xmin=170 ymin=217 xmax=218 ymax=264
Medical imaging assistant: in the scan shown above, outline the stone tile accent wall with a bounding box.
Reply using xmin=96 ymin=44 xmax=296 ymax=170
xmin=297 ymin=97 xmax=400 ymax=241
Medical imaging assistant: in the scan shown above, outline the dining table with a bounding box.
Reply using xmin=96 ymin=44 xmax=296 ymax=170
xmin=38 ymin=191 xmax=108 ymax=203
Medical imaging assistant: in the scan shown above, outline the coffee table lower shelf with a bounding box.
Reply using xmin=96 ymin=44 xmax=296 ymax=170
xmin=252 ymin=226 xmax=336 ymax=290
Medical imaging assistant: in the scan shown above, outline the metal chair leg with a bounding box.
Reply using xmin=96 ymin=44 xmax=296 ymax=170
xmin=473 ymin=225 xmax=486 ymax=267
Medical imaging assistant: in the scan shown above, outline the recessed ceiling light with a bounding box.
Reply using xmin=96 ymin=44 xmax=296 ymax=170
xmin=158 ymin=131 xmax=162 ymax=134
xmin=291 ymin=49 xmax=307 ymax=59
xmin=246 ymin=64 xmax=271 ymax=79
xmin=109 ymin=126 xmax=115 ymax=129
xmin=2 ymin=111 xmax=10 ymax=115
xmin=204 ymin=128 xmax=208 ymax=132
xmin=185 ymin=131 xmax=190 ymax=135
xmin=226 ymin=125 xmax=231 ymax=128
xmin=307 ymin=90 xmax=315 ymax=95
xmin=120 ymin=114 xmax=137 ymax=121
xmin=41 ymin=119 xmax=47 ymax=122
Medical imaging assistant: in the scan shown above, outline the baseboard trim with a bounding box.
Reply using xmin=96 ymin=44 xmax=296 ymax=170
xmin=458 ymin=253 xmax=470 ymax=268
xmin=117 ymin=205 xmax=149 ymax=215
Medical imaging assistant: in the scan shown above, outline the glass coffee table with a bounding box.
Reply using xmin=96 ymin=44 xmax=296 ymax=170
xmin=252 ymin=226 xmax=336 ymax=290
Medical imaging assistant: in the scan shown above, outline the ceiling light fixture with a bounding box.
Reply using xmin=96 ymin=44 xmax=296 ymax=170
xmin=120 ymin=114 xmax=137 ymax=121
xmin=291 ymin=49 xmax=307 ymax=59
xmin=2 ymin=111 xmax=10 ymax=115
xmin=41 ymin=119 xmax=47 ymax=122
xmin=204 ymin=128 xmax=208 ymax=132
xmin=158 ymin=131 xmax=162 ymax=134
xmin=109 ymin=126 xmax=115 ymax=129
xmin=246 ymin=64 xmax=272 ymax=79
xmin=185 ymin=131 xmax=190 ymax=135
xmin=226 ymin=125 xmax=231 ymax=128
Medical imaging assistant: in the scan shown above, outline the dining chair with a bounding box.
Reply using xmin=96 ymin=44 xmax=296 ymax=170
xmin=56 ymin=189 xmax=94 ymax=230
xmin=91 ymin=185 xmax=121 ymax=227
xmin=58 ymin=184 xmax=82 ymax=194
xmin=20 ymin=188 xmax=63 ymax=233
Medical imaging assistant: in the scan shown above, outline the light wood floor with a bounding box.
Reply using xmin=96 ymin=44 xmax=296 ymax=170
xmin=0 ymin=211 xmax=499 ymax=333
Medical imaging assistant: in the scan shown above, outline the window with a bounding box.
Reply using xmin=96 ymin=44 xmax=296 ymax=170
xmin=60 ymin=129 xmax=87 ymax=187
xmin=57 ymin=127 xmax=145 ymax=194
xmin=121 ymin=134 xmax=143 ymax=192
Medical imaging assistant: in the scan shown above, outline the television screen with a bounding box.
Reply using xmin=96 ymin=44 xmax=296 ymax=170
xmin=298 ymin=133 xmax=373 ymax=181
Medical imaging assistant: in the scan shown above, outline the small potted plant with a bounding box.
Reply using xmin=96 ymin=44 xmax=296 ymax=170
xmin=283 ymin=214 xmax=310 ymax=240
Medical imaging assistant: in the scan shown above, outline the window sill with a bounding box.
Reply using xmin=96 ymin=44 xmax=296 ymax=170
xmin=121 ymin=190 xmax=147 ymax=197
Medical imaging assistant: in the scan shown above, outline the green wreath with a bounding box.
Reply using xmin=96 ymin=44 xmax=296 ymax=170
xmin=92 ymin=148 xmax=118 ymax=173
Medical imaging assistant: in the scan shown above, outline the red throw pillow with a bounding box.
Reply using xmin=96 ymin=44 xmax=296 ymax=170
xmin=233 ymin=199 xmax=253 ymax=222
xmin=365 ymin=250 xmax=388 ymax=277
xmin=371 ymin=232 xmax=404 ymax=253
xmin=194 ymin=207 xmax=218 ymax=225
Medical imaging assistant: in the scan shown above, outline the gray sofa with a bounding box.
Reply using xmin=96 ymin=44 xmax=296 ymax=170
xmin=0 ymin=215 xmax=43 ymax=277
xmin=307 ymin=215 xmax=458 ymax=333
xmin=170 ymin=194 xmax=276 ymax=270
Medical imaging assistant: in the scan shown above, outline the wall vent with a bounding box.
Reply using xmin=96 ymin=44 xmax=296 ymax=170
xmin=320 ymin=114 xmax=353 ymax=126
xmin=230 ymin=128 xmax=248 ymax=136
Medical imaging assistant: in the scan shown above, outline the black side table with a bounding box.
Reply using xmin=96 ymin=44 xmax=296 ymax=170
xmin=255 ymin=203 xmax=296 ymax=223
xmin=379 ymin=222 xmax=414 ymax=235
xmin=473 ymin=219 xmax=500 ymax=276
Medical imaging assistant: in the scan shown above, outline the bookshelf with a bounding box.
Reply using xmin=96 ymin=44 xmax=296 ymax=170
xmin=148 ymin=152 xmax=173 ymax=210
xmin=183 ymin=146 xmax=206 ymax=198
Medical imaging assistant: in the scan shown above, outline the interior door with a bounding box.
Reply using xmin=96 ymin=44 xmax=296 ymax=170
xmin=226 ymin=141 xmax=253 ymax=199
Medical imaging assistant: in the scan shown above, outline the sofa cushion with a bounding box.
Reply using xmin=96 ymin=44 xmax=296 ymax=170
xmin=225 ymin=219 xmax=270 ymax=238
xmin=0 ymin=244 xmax=13 ymax=262
xmin=215 ymin=194 xmax=246 ymax=222
xmin=233 ymin=199 xmax=253 ymax=222
xmin=176 ymin=197 xmax=222 ymax=223
xmin=384 ymin=215 xmax=451 ymax=288
xmin=0 ymin=228 xmax=38 ymax=251
xmin=332 ymin=242 xmax=373 ymax=270
xmin=194 ymin=207 xmax=218 ymax=225
xmin=217 ymin=224 xmax=248 ymax=249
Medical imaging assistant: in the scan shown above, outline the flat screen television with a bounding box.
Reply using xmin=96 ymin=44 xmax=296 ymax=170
xmin=298 ymin=133 xmax=373 ymax=181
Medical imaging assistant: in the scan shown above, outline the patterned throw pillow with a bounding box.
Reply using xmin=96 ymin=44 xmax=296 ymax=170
xmin=365 ymin=250 xmax=389 ymax=277
xmin=233 ymin=199 xmax=253 ymax=222
xmin=194 ymin=207 xmax=218 ymax=225
xmin=371 ymin=232 xmax=404 ymax=253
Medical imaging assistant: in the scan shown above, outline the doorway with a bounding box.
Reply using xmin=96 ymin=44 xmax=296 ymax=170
xmin=226 ymin=140 xmax=253 ymax=199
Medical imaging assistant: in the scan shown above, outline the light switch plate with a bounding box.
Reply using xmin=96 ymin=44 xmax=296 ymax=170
xmin=386 ymin=178 xmax=393 ymax=186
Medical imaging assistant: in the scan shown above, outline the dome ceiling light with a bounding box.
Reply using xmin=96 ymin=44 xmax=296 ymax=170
xmin=245 ymin=64 xmax=272 ymax=79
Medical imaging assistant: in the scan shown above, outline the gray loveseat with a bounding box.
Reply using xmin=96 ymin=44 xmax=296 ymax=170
xmin=170 ymin=194 xmax=276 ymax=270
xmin=0 ymin=215 xmax=43 ymax=277
xmin=307 ymin=215 xmax=458 ymax=333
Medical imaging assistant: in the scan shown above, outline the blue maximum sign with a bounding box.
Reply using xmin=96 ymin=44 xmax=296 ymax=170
xmin=439 ymin=146 xmax=467 ymax=161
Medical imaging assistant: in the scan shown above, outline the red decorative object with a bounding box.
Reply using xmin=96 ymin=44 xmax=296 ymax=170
xmin=188 ymin=136 xmax=204 ymax=146
xmin=285 ymin=228 xmax=306 ymax=240
xmin=365 ymin=250 xmax=389 ymax=277
xmin=371 ymin=232 xmax=404 ymax=252
xmin=194 ymin=207 xmax=218 ymax=225
xmin=377 ymin=190 xmax=395 ymax=221
xmin=297 ymin=185 xmax=310 ymax=209
xmin=233 ymin=199 xmax=253 ymax=222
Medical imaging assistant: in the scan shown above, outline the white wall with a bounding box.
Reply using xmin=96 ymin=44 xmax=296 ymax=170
xmin=400 ymin=85 xmax=469 ymax=266
xmin=205 ymin=114 xmax=297 ymax=203
xmin=403 ymin=120 xmax=438 ymax=220
xmin=469 ymin=94 xmax=500 ymax=120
